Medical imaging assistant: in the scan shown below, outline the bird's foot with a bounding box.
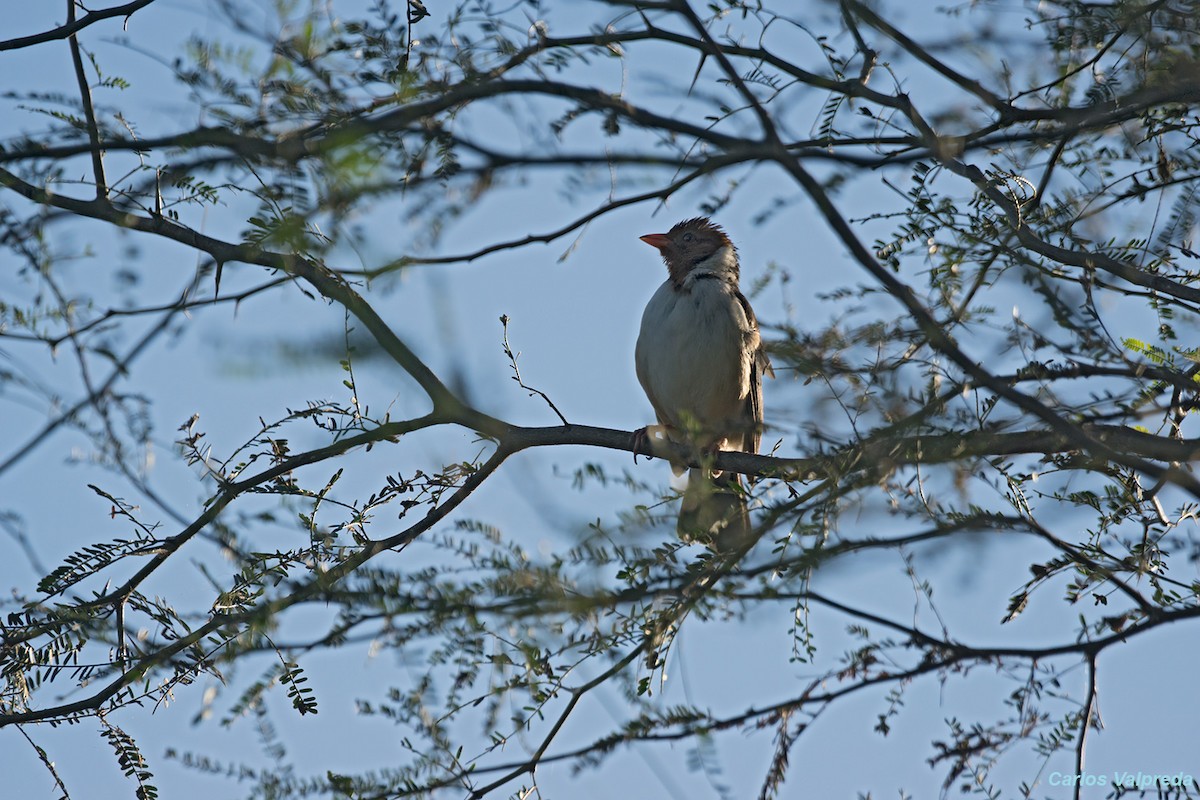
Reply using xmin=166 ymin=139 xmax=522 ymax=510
xmin=699 ymin=442 xmax=724 ymax=476
xmin=632 ymin=426 xmax=652 ymax=464
xmin=633 ymin=424 xmax=674 ymax=463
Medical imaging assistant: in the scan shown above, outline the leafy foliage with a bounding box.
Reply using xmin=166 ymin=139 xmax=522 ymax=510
xmin=3 ymin=0 xmax=1200 ymax=798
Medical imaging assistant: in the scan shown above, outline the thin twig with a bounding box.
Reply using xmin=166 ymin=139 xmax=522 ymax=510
xmin=499 ymin=314 xmax=568 ymax=425
xmin=14 ymin=726 xmax=71 ymax=798
xmin=1072 ymin=653 xmax=1100 ymax=800
xmin=66 ymin=0 xmax=108 ymax=200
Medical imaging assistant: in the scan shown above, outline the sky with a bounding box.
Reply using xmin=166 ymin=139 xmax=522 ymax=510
xmin=2 ymin=1 xmax=1199 ymax=799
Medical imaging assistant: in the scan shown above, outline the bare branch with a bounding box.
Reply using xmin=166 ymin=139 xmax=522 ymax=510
xmin=0 ymin=0 xmax=156 ymax=52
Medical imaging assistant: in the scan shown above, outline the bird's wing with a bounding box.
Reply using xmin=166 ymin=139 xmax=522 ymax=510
xmin=743 ymin=355 xmax=764 ymax=455
xmin=733 ymin=288 xmax=769 ymax=454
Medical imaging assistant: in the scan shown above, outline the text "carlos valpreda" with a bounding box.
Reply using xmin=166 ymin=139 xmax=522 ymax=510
xmin=1048 ymin=771 xmax=1194 ymax=790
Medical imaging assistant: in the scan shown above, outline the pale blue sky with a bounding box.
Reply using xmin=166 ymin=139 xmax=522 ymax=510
xmin=2 ymin=2 xmax=1197 ymax=798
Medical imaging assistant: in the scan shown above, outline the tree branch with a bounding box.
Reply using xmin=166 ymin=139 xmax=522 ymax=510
xmin=65 ymin=0 xmax=108 ymax=200
xmin=0 ymin=0 xmax=156 ymax=52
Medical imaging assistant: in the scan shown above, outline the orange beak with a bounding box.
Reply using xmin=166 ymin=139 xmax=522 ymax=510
xmin=639 ymin=233 xmax=671 ymax=251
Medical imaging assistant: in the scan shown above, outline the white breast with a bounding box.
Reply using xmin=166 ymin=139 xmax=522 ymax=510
xmin=635 ymin=271 xmax=753 ymax=445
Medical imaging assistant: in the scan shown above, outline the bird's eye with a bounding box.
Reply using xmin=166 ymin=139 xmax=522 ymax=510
xmin=682 ymin=232 xmax=694 ymax=243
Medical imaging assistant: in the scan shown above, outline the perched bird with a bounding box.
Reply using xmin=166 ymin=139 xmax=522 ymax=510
xmin=634 ymin=217 xmax=771 ymax=549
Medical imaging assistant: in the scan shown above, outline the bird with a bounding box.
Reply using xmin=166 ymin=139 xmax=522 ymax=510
xmin=633 ymin=217 xmax=771 ymax=550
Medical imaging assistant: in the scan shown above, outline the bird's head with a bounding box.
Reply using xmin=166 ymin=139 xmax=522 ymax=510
xmin=640 ymin=217 xmax=737 ymax=285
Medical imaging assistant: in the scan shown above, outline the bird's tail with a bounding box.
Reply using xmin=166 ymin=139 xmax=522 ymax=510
xmin=678 ymin=468 xmax=753 ymax=552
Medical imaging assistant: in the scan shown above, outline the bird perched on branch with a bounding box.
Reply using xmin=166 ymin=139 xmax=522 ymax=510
xmin=633 ymin=217 xmax=771 ymax=550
